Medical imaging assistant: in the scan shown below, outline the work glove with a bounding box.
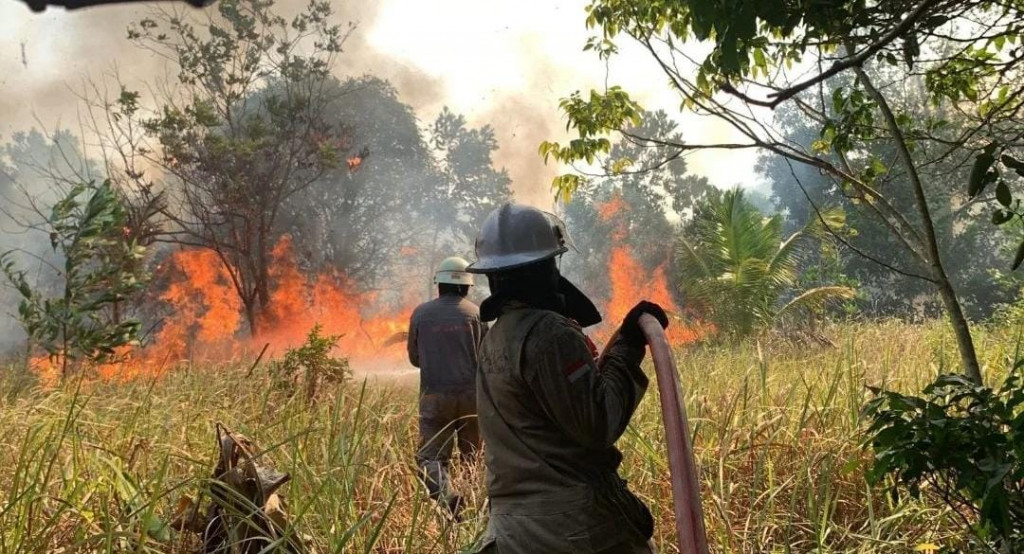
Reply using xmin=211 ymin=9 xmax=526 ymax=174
xmin=619 ymin=300 xmax=669 ymax=347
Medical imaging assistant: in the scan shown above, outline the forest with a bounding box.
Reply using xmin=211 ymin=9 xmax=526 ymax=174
xmin=1 ymin=0 xmax=1023 ymax=552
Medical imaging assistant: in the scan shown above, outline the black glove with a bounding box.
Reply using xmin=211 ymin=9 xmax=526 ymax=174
xmin=619 ymin=301 xmax=669 ymax=347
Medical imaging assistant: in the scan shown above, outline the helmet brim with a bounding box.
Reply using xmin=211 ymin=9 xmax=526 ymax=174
xmin=466 ymin=247 xmax=568 ymax=274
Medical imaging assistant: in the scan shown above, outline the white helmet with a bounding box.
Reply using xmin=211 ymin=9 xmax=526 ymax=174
xmin=434 ymin=256 xmax=474 ymax=285
xmin=467 ymin=203 xmax=572 ymax=274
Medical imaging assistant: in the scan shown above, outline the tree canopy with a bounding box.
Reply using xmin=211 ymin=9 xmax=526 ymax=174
xmin=543 ymin=0 xmax=1024 ymax=384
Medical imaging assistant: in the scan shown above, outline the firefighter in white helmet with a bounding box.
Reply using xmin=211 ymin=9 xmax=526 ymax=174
xmin=407 ymin=255 xmax=487 ymax=517
xmin=468 ymin=203 xmax=668 ymax=554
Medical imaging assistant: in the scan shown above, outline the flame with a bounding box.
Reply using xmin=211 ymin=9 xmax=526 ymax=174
xmin=346 ymin=146 xmax=370 ymax=172
xmin=257 ymin=236 xmax=412 ymax=357
xmin=31 ymin=235 xmax=415 ymax=386
xmin=30 ymin=191 xmax=705 ymax=386
xmin=598 ymin=193 xmax=628 ymax=224
xmin=594 ymin=193 xmax=703 ymax=346
xmin=604 ymin=247 xmax=699 ymax=345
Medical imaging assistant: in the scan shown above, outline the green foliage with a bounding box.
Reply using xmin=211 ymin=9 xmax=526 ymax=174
xmin=817 ymin=86 xmax=878 ymax=155
xmin=1 ymin=181 xmax=147 ymax=377
xmin=677 ymin=188 xmax=854 ymax=337
xmin=271 ymin=324 xmax=349 ymax=401
xmin=561 ymin=110 xmax=715 ymax=304
xmin=966 ymin=145 xmax=1024 ymax=270
xmin=427 ymin=107 xmax=513 ymax=252
xmin=123 ymin=0 xmax=350 ymax=336
xmin=537 ymin=87 xmax=642 ymax=201
xmin=551 ymin=0 xmax=1024 ymax=275
xmin=863 ymin=365 xmax=1024 ymax=550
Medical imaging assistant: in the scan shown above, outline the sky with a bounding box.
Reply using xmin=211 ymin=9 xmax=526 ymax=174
xmin=0 ymin=0 xmax=760 ymax=207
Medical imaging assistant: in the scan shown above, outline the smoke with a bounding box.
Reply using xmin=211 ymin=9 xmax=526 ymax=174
xmin=0 ymin=0 xmax=570 ymax=208
xmin=476 ymin=79 xmax=564 ymax=208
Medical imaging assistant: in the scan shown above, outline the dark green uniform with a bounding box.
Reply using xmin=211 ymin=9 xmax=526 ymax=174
xmin=476 ymin=304 xmax=654 ymax=554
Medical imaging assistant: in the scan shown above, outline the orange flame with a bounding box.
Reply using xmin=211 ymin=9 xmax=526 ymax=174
xmin=30 ymin=192 xmax=705 ymax=386
xmin=604 ymin=247 xmax=698 ymax=345
xmin=594 ymin=193 xmax=703 ymax=346
xmin=31 ymin=236 xmax=415 ymax=386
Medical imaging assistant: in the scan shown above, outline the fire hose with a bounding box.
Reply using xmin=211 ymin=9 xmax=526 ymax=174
xmin=603 ymin=314 xmax=709 ymax=554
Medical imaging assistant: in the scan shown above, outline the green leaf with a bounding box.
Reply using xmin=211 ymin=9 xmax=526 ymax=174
xmin=969 ymin=152 xmax=997 ymax=198
xmin=996 ymin=180 xmax=1012 ymax=207
xmin=1001 ymin=153 xmax=1024 ymax=178
xmin=1014 ymin=240 xmax=1024 ymax=270
xmin=753 ymin=47 xmax=767 ymax=73
xmin=992 ymin=209 xmax=1014 ymax=225
xmin=902 ymin=34 xmax=920 ymax=68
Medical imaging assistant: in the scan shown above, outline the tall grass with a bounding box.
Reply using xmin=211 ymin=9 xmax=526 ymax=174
xmin=0 ymin=320 xmax=1005 ymax=553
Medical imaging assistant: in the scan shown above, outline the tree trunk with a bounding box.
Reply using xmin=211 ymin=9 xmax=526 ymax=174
xmin=255 ymin=229 xmax=272 ymax=331
xmin=244 ymin=298 xmax=260 ymax=338
xmin=936 ymin=277 xmax=983 ymax=383
xmin=855 ymin=64 xmax=983 ymax=385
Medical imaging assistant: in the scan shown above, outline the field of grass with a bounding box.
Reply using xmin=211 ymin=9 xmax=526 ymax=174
xmin=0 ymin=320 xmax=1016 ymax=553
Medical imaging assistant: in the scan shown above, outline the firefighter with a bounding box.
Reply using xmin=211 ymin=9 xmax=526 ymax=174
xmin=466 ymin=203 xmax=668 ymax=554
xmin=407 ymin=256 xmax=487 ymax=517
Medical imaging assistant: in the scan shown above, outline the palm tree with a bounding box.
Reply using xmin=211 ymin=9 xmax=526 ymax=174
xmin=676 ymin=188 xmax=854 ymax=337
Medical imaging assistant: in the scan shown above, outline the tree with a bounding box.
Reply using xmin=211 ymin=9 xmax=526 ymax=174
xmin=428 ymin=107 xmax=513 ymax=254
xmin=542 ymin=0 xmax=1024 ymax=384
xmin=280 ymin=93 xmax=511 ymax=302
xmin=0 ymin=130 xmax=111 ymax=353
xmin=560 ymin=110 xmax=714 ymax=303
xmin=763 ymin=98 xmax=1016 ymax=320
xmin=1 ymin=181 xmax=147 ymax=379
xmin=677 ymin=188 xmax=853 ymax=337
xmin=112 ymin=0 xmax=351 ymax=336
xmin=280 ymin=76 xmax=439 ymax=288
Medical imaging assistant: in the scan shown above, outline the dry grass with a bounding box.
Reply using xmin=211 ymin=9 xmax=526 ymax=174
xmin=1 ymin=319 xmax=1010 ymax=553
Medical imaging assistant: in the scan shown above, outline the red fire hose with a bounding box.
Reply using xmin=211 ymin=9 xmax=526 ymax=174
xmin=638 ymin=313 xmax=708 ymax=554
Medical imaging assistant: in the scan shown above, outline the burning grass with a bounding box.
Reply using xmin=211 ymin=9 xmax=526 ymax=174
xmin=2 ymin=319 xmax=1010 ymax=552
xmin=30 ymin=237 xmax=414 ymax=387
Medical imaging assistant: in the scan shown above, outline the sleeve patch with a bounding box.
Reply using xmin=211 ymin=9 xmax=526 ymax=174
xmin=563 ymin=358 xmax=591 ymax=382
xmin=582 ymin=334 xmax=599 ymax=360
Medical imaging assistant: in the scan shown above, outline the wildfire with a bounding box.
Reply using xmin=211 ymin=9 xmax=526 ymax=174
xmin=593 ymin=193 xmax=703 ymax=346
xmin=30 ymin=192 xmax=703 ymax=387
xmin=346 ymin=146 xmax=370 ymax=172
xmin=31 ymin=236 xmax=413 ymax=387
xmin=603 ymin=247 xmax=699 ymax=345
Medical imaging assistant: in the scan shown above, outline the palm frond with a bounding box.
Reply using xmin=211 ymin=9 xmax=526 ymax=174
xmin=775 ymin=286 xmax=856 ymax=320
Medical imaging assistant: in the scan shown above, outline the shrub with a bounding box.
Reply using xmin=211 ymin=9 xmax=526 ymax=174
xmin=270 ymin=324 xmax=350 ymax=401
xmin=863 ymin=365 xmax=1024 ymax=550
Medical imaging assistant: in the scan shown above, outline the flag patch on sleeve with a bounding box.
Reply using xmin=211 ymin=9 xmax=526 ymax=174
xmin=563 ymin=359 xmax=590 ymax=382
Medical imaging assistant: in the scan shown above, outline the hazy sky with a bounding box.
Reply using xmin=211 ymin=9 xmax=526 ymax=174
xmin=0 ymin=0 xmax=760 ymax=206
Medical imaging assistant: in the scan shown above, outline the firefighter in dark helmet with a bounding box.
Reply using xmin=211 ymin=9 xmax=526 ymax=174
xmin=467 ymin=203 xmax=668 ymax=554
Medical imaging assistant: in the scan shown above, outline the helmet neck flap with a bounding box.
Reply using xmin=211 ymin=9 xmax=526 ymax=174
xmin=479 ymin=258 xmax=601 ymax=327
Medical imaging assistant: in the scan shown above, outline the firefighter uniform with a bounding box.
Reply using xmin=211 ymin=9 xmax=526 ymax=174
xmin=407 ymin=293 xmax=487 ymax=508
xmin=475 ymin=303 xmax=654 ymax=554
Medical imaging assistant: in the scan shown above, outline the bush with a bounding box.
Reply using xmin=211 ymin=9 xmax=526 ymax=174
xmin=863 ymin=365 xmax=1024 ymax=550
xmin=1 ymin=181 xmax=148 ymax=380
xmin=270 ymin=324 xmax=350 ymax=401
